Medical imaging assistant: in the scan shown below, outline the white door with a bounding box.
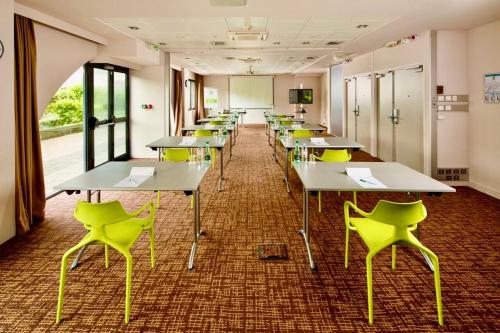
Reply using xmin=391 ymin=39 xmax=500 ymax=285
xmin=377 ymin=72 xmax=394 ymax=162
xmin=394 ymin=68 xmax=424 ymax=172
xmin=356 ymin=76 xmax=372 ymax=153
xmin=346 ymin=78 xmax=357 ymax=140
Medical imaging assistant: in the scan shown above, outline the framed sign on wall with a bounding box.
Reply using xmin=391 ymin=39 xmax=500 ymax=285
xmin=484 ymin=72 xmax=500 ymax=103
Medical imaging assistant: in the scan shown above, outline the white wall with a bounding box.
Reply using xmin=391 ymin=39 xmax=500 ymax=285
xmin=467 ymin=20 xmax=500 ymax=198
xmin=204 ymin=74 xmax=323 ymax=125
xmin=130 ymin=52 xmax=170 ymax=158
xmin=342 ymin=33 xmax=433 ymax=173
xmin=320 ymin=70 xmax=330 ymax=131
xmin=0 ymin=0 xmax=15 ymax=244
xmin=436 ymin=31 xmax=469 ymax=169
xmin=34 ymin=23 xmax=98 ymax=115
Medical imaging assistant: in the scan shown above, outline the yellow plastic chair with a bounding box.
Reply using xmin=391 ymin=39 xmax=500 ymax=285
xmin=276 ymin=114 xmax=287 ymax=119
xmin=157 ymin=148 xmax=194 ymax=208
xmin=56 ymin=200 xmax=156 ymax=324
xmin=209 ymin=120 xmax=224 ymax=125
xmin=280 ymin=119 xmax=293 ymax=126
xmin=291 ymin=129 xmax=312 ymax=138
xmin=312 ymin=149 xmax=355 ymax=212
xmin=344 ymin=200 xmax=443 ymax=326
xmin=193 ymin=130 xmax=216 ymax=168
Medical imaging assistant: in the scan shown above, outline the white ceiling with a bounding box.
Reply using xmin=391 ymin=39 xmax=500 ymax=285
xmin=16 ymin=0 xmax=500 ymax=75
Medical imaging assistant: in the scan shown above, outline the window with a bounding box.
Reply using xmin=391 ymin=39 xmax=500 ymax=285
xmin=39 ymin=67 xmax=85 ymax=197
xmin=188 ymin=79 xmax=197 ymax=110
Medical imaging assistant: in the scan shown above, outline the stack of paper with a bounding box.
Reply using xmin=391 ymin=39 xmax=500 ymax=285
xmin=291 ymin=124 xmax=302 ymax=129
xmin=346 ymin=168 xmax=387 ymax=189
xmin=114 ymin=167 xmax=155 ymax=188
xmin=179 ymin=137 xmax=197 ymax=146
xmin=310 ymin=137 xmax=328 ymax=145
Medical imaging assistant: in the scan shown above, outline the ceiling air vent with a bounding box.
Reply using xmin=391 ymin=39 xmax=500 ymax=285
xmin=326 ymin=41 xmax=343 ymax=46
xmin=228 ymin=31 xmax=268 ymax=41
xmin=212 ymin=41 xmax=226 ymax=47
xmin=238 ymin=57 xmax=262 ymax=64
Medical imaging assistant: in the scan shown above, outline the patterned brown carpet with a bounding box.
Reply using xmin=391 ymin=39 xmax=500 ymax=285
xmin=0 ymin=125 xmax=499 ymax=332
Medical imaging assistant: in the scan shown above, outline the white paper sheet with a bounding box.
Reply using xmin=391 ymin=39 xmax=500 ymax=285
xmin=113 ymin=167 xmax=155 ymax=188
xmin=291 ymin=124 xmax=302 ymax=129
xmin=345 ymin=167 xmax=387 ymax=189
xmin=113 ymin=175 xmax=151 ymax=188
xmin=310 ymin=137 xmax=328 ymax=145
xmin=178 ymin=137 xmax=197 ymax=146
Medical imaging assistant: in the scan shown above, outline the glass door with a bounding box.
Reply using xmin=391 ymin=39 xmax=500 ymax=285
xmin=84 ymin=63 xmax=130 ymax=170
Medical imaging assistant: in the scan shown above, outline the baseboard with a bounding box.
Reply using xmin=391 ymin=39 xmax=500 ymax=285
xmin=443 ymin=180 xmax=469 ymax=187
xmin=468 ymin=181 xmax=500 ymax=200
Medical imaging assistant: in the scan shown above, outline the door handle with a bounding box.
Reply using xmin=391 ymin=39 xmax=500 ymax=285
xmin=353 ymin=105 xmax=360 ymax=116
xmin=388 ymin=109 xmax=400 ymax=124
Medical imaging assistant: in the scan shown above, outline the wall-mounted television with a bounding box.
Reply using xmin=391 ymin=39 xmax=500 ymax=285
xmin=289 ymin=89 xmax=313 ymax=104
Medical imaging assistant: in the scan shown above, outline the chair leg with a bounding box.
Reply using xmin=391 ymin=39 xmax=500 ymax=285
xmin=344 ymin=228 xmax=350 ymax=269
xmin=212 ymin=148 xmax=216 ymax=168
xmin=433 ymin=257 xmax=444 ymax=326
xmin=124 ymin=253 xmax=132 ymax=324
xmin=105 ymin=244 xmax=109 ymax=269
xmin=56 ymin=243 xmax=88 ymax=324
xmin=318 ymin=191 xmax=322 ymax=213
xmin=149 ymin=228 xmax=156 ymax=269
xmin=391 ymin=245 xmax=396 ymax=271
xmin=156 ymin=191 xmax=161 ymax=209
xmin=366 ymin=255 xmax=374 ymax=324
xmin=353 ymin=192 xmax=357 ymax=206
xmin=190 ymin=195 xmax=194 ymax=209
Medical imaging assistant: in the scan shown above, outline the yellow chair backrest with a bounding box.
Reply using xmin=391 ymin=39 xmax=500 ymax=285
xmin=319 ymin=149 xmax=352 ymax=162
xmin=193 ymin=129 xmax=212 ymax=137
xmin=292 ymin=129 xmax=312 ymax=138
xmin=162 ymin=148 xmax=190 ymax=162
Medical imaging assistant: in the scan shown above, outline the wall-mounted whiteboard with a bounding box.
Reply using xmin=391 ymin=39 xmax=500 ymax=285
xmin=229 ymin=76 xmax=274 ymax=109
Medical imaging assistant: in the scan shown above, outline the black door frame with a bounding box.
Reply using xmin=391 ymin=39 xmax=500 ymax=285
xmin=84 ymin=63 xmax=130 ymax=171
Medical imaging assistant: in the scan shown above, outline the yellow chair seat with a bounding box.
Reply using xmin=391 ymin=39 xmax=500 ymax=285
xmin=104 ymin=217 xmax=150 ymax=249
xmin=350 ymin=218 xmax=397 ymax=250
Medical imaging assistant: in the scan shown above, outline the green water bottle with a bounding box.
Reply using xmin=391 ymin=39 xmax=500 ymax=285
xmin=294 ymin=141 xmax=300 ymax=162
xmin=204 ymin=141 xmax=211 ymax=162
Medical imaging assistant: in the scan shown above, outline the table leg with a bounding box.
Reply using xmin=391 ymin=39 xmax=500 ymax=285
xmin=273 ymin=130 xmax=277 ymax=161
xmin=268 ymin=124 xmax=271 ymax=146
xmin=158 ymin=149 xmax=161 ymax=161
xmin=188 ymin=189 xmax=200 ymax=270
xmin=70 ymin=190 xmax=99 ymax=271
xmin=284 ymin=148 xmax=290 ymax=193
xmin=414 ymin=192 xmax=435 ymax=272
xmin=229 ymin=132 xmax=233 ymax=159
xmin=299 ymin=189 xmax=316 ymax=270
xmin=218 ymin=148 xmax=224 ymax=191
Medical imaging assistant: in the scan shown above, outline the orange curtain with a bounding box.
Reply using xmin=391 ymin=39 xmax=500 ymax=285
xmin=14 ymin=15 xmax=46 ymax=234
xmin=195 ymin=74 xmax=205 ymax=121
xmin=173 ymin=69 xmax=184 ymax=136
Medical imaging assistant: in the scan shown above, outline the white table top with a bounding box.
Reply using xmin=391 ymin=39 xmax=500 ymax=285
xmin=197 ymin=117 xmax=236 ymax=123
xmin=272 ymin=124 xmax=326 ymax=132
xmin=293 ymin=162 xmax=456 ymax=193
xmin=54 ymin=161 xmax=210 ymax=192
xmin=280 ymin=136 xmax=363 ymax=150
xmin=182 ymin=124 xmax=234 ymax=132
xmin=146 ymin=136 xmax=228 ymax=149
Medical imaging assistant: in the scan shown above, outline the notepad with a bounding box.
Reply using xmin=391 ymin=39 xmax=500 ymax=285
xmin=114 ymin=167 xmax=155 ymax=188
xmin=310 ymin=137 xmax=328 ymax=145
xmin=179 ymin=137 xmax=196 ymax=146
xmin=346 ymin=168 xmax=387 ymax=189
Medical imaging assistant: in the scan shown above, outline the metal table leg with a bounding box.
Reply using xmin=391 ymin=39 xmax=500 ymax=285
xmin=229 ymin=132 xmax=233 ymax=159
xmin=70 ymin=190 xmax=101 ymax=270
xmin=273 ymin=130 xmax=277 ymax=161
xmin=299 ymin=189 xmax=316 ymax=270
xmin=414 ymin=192 xmax=435 ymax=272
xmin=284 ymin=148 xmax=290 ymax=193
xmin=188 ymin=189 xmax=201 ymax=270
xmin=218 ymin=148 xmax=224 ymax=191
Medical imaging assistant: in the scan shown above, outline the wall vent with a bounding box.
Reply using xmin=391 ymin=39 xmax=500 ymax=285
xmin=212 ymin=41 xmax=226 ymax=46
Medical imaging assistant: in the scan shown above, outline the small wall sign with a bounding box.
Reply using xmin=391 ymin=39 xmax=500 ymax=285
xmin=484 ymin=72 xmax=500 ymax=103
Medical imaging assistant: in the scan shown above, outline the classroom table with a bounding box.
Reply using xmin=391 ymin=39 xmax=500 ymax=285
xmin=272 ymin=124 xmax=326 ymax=160
xmin=146 ymin=135 xmax=228 ymax=191
xmin=292 ymin=161 xmax=455 ymax=271
xmin=197 ymin=117 xmax=239 ymax=135
xmin=55 ymin=161 xmax=210 ymax=270
xmin=265 ymin=117 xmax=306 ymax=142
xmin=280 ymin=136 xmax=363 ymax=192
xmin=182 ymin=124 xmax=236 ymax=156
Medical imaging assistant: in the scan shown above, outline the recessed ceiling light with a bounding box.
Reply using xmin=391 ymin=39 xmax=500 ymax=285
xmin=224 ymin=56 xmax=235 ymax=60
xmin=356 ymin=24 xmax=368 ymax=29
xmin=128 ymin=26 xmax=140 ymax=30
xmin=306 ymin=56 xmax=315 ymax=60
xmin=273 ymin=42 xmax=281 ymax=45
xmin=302 ymin=41 xmax=310 ymax=45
